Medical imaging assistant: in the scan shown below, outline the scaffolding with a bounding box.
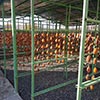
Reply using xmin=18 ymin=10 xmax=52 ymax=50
xmin=0 ymin=0 xmax=100 ymax=100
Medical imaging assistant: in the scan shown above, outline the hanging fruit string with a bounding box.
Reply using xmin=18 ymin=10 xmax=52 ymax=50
xmin=92 ymin=0 xmax=99 ymax=76
xmin=85 ymin=32 xmax=99 ymax=90
xmin=85 ymin=34 xmax=93 ymax=89
xmin=90 ymin=0 xmax=100 ymax=90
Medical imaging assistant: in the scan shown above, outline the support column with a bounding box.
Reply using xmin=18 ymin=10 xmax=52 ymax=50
xmin=18 ymin=18 xmax=19 ymax=30
xmin=59 ymin=23 xmax=61 ymax=30
xmin=49 ymin=19 xmax=50 ymax=31
xmin=38 ymin=16 xmax=39 ymax=31
xmin=23 ymin=17 xmax=24 ymax=30
xmin=11 ymin=0 xmax=18 ymax=91
xmin=30 ymin=0 xmax=35 ymax=100
xmin=64 ymin=5 xmax=71 ymax=79
xmin=55 ymin=21 xmax=57 ymax=30
xmin=76 ymin=0 xmax=89 ymax=100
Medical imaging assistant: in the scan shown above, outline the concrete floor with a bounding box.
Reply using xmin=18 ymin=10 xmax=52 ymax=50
xmin=0 ymin=70 xmax=22 ymax=100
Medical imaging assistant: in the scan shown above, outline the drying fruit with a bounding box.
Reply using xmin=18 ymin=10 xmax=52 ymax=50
xmin=61 ymin=59 xmax=64 ymax=63
xmin=87 ymin=44 xmax=93 ymax=52
xmin=46 ymin=56 xmax=49 ymax=60
xmin=41 ymin=64 xmax=45 ymax=68
xmin=91 ymin=75 xmax=95 ymax=80
xmin=86 ymin=55 xmax=91 ymax=63
xmin=93 ymin=48 xmax=98 ymax=55
xmin=90 ymin=85 xmax=94 ymax=90
xmin=85 ymin=74 xmax=90 ymax=80
xmin=57 ymin=60 xmax=61 ymax=64
xmin=86 ymin=66 xmax=91 ymax=73
xmin=93 ymin=67 xmax=98 ymax=74
xmin=93 ymin=58 xmax=97 ymax=64
xmin=41 ymin=38 xmax=45 ymax=43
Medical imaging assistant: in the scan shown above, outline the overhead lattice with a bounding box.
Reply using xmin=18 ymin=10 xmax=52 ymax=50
xmin=0 ymin=0 xmax=100 ymax=25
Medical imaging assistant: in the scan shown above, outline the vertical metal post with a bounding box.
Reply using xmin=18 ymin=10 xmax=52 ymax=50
xmin=76 ymin=0 xmax=89 ymax=100
xmin=38 ymin=16 xmax=39 ymax=31
xmin=79 ymin=23 xmax=81 ymax=31
xmin=96 ymin=0 xmax=99 ymax=22
xmin=29 ymin=16 xmax=31 ymax=30
xmin=76 ymin=22 xmax=78 ymax=33
xmin=25 ymin=23 xmax=27 ymax=31
xmin=47 ymin=23 xmax=48 ymax=32
xmin=99 ymin=24 xmax=100 ymax=34
xmin=64 ymin=5 xmax=71 ymax=79
xmin=53 ymin=21 xmax=55 ymax=32
xmin=29 ymin=16 xmax=30 ymax=30
xmin=10 ymin=20 xmax=11 ymax=30
xmin=31 ymin=0 xmax=35 ymax=100
xmin=18 ymin=18 xmax=19 ymax=30
xmin=11 ymin=0 xmax=18 ymax=91
xmin=97 ymin=0 xmax=99 ymax=33
xmin=94 ymin=0 xmax=99 ymax=36
xmin=7 ymin=21 xmax=8 ymax=30
xmin=59 ymin=23 xmax=61 ymax=30
xmin=1 ymin=3 xmax=6 ymax=77
xmin=23 ymin=17 xmax=24 ymax=30
xmin=55 ymin=21 xmax=57 ymax=30
xmin=49 ymin=19 xmax=50 ymax=31
xmin=40 ymin=21 xmax=42 ymax=32
xmin=92 ymin=0 xmax=100 ymax=73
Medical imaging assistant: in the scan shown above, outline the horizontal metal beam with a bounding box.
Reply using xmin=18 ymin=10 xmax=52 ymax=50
xmin=76 ymin=71 xmax=100 ymax=89
xmin=18 ymin=71 xmax=31 ymax=78
xmin=81 ymin=76 xmax=100 ymax=89
xmin=86 ymin=18 xmax=100 ymax=24
xmin=33 ymin=79 xmax=77 ymax=97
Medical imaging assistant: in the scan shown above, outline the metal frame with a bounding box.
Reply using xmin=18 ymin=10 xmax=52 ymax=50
xmin=9 ymin=1 xmax=79 ymax=100
xmin=76 ymin=0 xmax=89 ymax=99
xmin=76 ymin=0 xmax=100 ymax=100
xmin=11 ymin=0 xmax=18 ymax=91
xmin=30 ymin=1 xmax=78 ymax=100
xmin=0 ymin=0 xmax=100 ymax=100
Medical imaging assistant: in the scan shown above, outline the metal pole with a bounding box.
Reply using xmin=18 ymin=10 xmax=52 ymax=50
xmin=92 ymin=0 xmax=100 ymax=74
xmin=10 ymin=20 xmax=11 ymax=30
xmin=64 ymin=5 xmax=71 ymax=79
xmin=94 ymin=0 xmax=99 ymax=36
xmin=76 ymin=22 xmax=78 ymax=33
xmin=29 ymin=16 xmax=31 ymax=30
xmin=55 ymin=21 xmax=57 ymax=30
xmin=25 ymin=23 xmax=27 ymax=31
xmin=28 ymin=16 xmax=30 ymax=31
xmin=76 ymin=0 xmax=89 ymax=100
xmin=96 ymin=0 xmax=100 ymax=33
xmin=18 ymin=19 xmax=19 ymax=30
xmin=47 ymin=23 xmax=48 ymax=32
xmin=99 ymin=24 xmax=100 ymax=35
xmin=38 ymin=16 xmax=39 ymax=31
xmin=1 ymin=3 xmax=7 ymax=77
xmin=40 ymin=21 xmax=42 ymax=33
xmin=11 ymin=0 xmax=18 ymax=91
xmin=31 ymin=0 xmax=35 ymax=100
xmin=59 ymin=23 xmax=61 ymax=31
xmin=23 ymin=17 xmax=24 ymax=30
xmin=49 ymin=20 xmax=50 ymax=31
xmin=7 ymin=21 xmax=9 ymax=30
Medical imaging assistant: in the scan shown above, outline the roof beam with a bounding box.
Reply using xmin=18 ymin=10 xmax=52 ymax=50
xmin=5 ymin=0 xmax=29 ymax=13
xmin=40 ymin=0 xmax=100 ymax=15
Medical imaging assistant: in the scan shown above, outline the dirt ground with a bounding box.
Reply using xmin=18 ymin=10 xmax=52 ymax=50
xmin=3 ymin=62 xmax=100 ymax=100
